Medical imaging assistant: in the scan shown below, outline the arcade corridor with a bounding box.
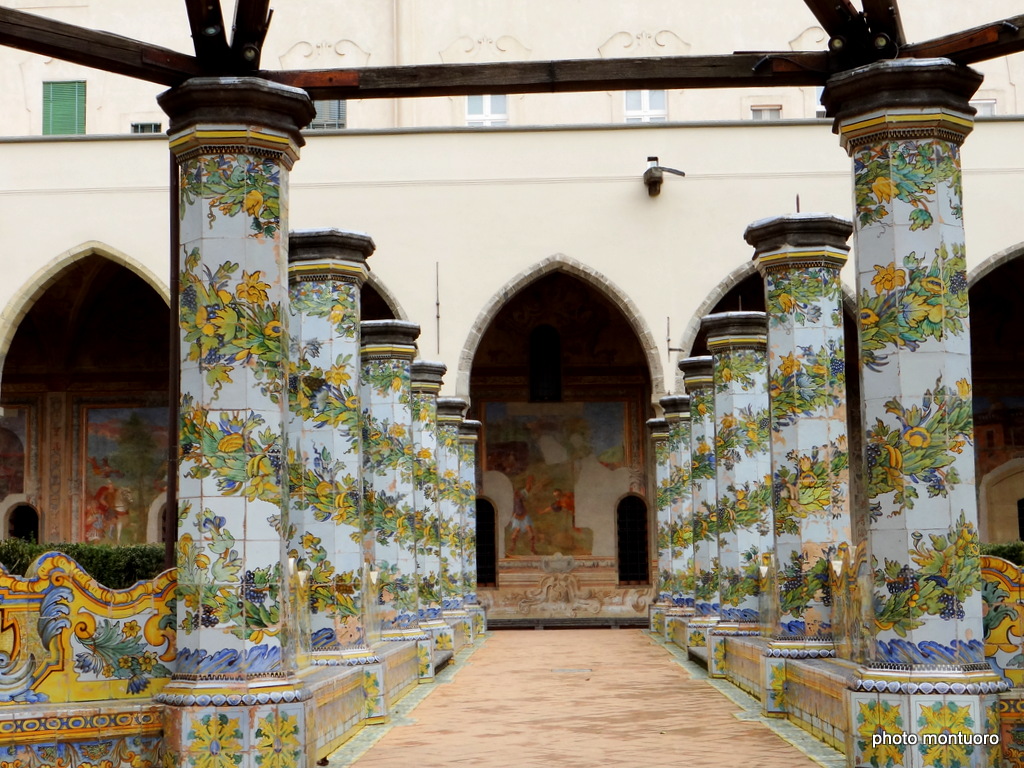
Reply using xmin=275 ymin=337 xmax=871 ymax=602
xmin=331 ymin=630 xmax=839 ymax=768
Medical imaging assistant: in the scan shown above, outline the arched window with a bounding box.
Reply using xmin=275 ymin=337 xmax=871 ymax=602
xmin=617 ymin=495 xmax=649 ymax=584
xmin=476 ymin=499 xmax=497 ymax=587
xmin=529 ymin=324 xmax=561 ymax=402
xmin=8 ymin=504 xmax=39 ymax=543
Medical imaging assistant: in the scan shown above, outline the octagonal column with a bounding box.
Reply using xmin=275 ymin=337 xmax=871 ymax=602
xmin=360 ymin=320 xmax=424 ymax=640
xmin=662 ymin=395 xmax=694 ymax=616
xmin=648 ymin=417 xmax=671 ymax=634
xmin=157 ymin=77 xmax=315 ymax=768
xmin=703 ymin=312 xmax=771 ymax=642
xmin=747 ymin=214 xmax=853 ymax=662
xmin=823 ymin=58 xmax=1004 ymax=767
xmin=410 ymin=362 xmax=447 ymax=623
xmin=459 ymin=419 xmax=485 ymax=637
xmin=286 ymin=229 xmax=377 ymax=665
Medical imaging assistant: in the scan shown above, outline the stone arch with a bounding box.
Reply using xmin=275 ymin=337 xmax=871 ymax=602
xmin=456 ymin=254 xmax=663 ymax=400
xmin=970 ymin=241 xmax=1024 ymax=287
xmin=363 ymin=271 xmax=408 ymax=321
xmin=0 ymin=242 xmax=169 ymax=389
xmin=979 ymin=458 xmax=1024 ymax=543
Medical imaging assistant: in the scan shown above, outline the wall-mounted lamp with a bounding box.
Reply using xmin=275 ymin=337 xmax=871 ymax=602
xmin=643 ymin=156 xmax=686 ymax=196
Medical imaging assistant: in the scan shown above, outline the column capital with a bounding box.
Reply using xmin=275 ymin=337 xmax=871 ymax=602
xmin=360 ymin=320 xmax=420 ymax=360
xmin=821 ymin=58 xmax=982 ymax=152
xmin=458 ymin=419 xmax=482 ymax=442
xmin=410 ymin=360 xmax=447 ymax=393
xmin=437 ymin=397 xmax=468 ymax=424
xmin=647 ymin=417 xmax=669 ymax=441
xmin=701 ymin=312 xmax=768 ymax=352
xmin=746 ymin=214 xmax=852 ymax=275
xmin=660 ymin=394 xmax=691 ymax=421
xmin=678 ymin=356 xmax=714 ymax=390
xmin=159 ymin=77 xmax=315 ymax=168
xmin=288 ymin=229 xmax=375 ymax=286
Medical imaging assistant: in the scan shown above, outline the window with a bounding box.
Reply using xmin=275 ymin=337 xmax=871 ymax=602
xmin=625 ymin=90 xmax=667 ymax=123
xmin=131 ymin=122 xmax=162 ymax=134
xmin=971 ymin=99 xmax=997 ymax=117
xmin=309 ymin=99 xmax=347 ymax=130
xmin=751 ymin=105 xmax=782 ymax=121
xmin=43 ymin=81 xmax=86 ymax=135
xmin=466 ymin=94 xmax=507 ymax=127
xmin=617 ymin=495 xmax=649 ymax=584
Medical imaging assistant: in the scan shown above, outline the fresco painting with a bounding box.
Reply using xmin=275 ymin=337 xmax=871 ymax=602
xmin=82 ymin=407 xmax=168 ymax=544
xmin=485 ymin=401 xmax=630 ymax=559
xmin=0 ymin=408 xmax=26 ymax=504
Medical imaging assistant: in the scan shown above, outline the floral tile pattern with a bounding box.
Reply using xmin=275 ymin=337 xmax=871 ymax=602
xmin=435 ymin=401 xmax=465 ymax=610
xmin=458 ymin=423 xmax=481 ymax=608
xmin=411 ymin=367 xmax=444 ymax=620
xmin=651 ymin=418 xmax=673 ymax=603
xmin=661 ymin=396 xmax=694 ymax=609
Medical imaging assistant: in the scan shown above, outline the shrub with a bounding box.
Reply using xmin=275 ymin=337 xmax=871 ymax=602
xmin=981 ymin=540 xmax=1024 ymax=567
xmin=0 ymin=539 xmax=167 ymax=589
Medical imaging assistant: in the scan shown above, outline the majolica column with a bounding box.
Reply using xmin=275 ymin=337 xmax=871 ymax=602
xmin=748 ymin=214 xmax=853 ymax=663
xmin=823 ymin=59 xmax=1004 ymax=768
xmin=648 ymin=417 xmax=672 ymax=635
xmin=436 ymin=398 xmax=469 ymax=643
xmin=158 ymin=78 xmax=315 ymax=768
xmin=678 ymin=357 xmax=718 ymax=654
xmin=459 ymin=419 xmax=485 ymax=637
xmin=360 ymin=321 xmax=423 ymax=639
xmin=287 ymin=229 xmax=376 ymax=664
xmin=703 ymin=312 xmax=771 ymax=641
xmin=661 ymin=395 xmax=694 ymax=615
xmin=410 ymin=362 xmax=447 ymax=622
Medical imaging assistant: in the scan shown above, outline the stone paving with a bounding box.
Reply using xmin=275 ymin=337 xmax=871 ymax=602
xmin=328 ymin=629 xmax=845 ymax=768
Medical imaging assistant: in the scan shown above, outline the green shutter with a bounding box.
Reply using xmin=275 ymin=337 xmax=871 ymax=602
xmin=43 ymin=81 xmax=86 ymax=135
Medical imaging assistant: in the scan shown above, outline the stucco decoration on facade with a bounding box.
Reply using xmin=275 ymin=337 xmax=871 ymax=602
xmin=455 ymin=254 xmax=663 ymax=400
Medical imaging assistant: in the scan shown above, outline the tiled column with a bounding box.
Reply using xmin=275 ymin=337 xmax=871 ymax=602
xmin=286 ymin=229 xmax=377 ymax=666
xmin=678 ymin=357 xmax=718 ymax=654
xmin=436 ymin=398 xmax=468 ymax=645
xmin=703 ymin=312 xmax=771 ymax=663
xmin=822 ymin=59 xmax=1004 ymax=767
xmin=157 ymin=78 xmax=315 ymax=767
xmin=360 ymin=321 xmax=425 ymax=640
xmin=648 ymin=417 xmax=671 ymax=635
xmin=459 ymin=419 xmax=485 ymax=638
xmin=662 ymin=395 xmax=694 ymax=615
xmin=747 ymin=214 xmax=853 ymax=665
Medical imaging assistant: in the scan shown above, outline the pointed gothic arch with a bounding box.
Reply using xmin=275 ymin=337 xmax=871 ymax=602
xmin=456 ymin=255 xmax=663 ymax=399
xmin=362 ymin=271 xmax=408 ymax=321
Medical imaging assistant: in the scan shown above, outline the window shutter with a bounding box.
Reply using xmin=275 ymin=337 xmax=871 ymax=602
xmin=43 ymin=81 xmax=86 ymax=135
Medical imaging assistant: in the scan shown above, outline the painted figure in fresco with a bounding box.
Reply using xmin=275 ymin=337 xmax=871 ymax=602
xmin=508 ymin=475 xmax=538 ymax=555
xmin=85 ymin=457 xmax=132 ymax=542
xmin=546 ymin=488 xmax=579 ymax=532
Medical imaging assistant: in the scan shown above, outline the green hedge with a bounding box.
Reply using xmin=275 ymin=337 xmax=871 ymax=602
xmin=0 ymin=539 xmax=167 ymax=590
xmin=981 ymin=541 xmax=1024 ymax=567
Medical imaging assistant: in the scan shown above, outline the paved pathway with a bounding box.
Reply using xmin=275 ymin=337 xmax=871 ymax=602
xmin=329 ymin=629 xmax=844 ymax=768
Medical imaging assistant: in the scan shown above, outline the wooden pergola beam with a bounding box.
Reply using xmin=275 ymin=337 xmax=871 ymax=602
xmin=900 ymin=14 xmax=1024 ymax=64
xmin=183 ymin=0 xmax=231 ymax=70
xmin=0 ymin=6 xmax=203 ymax=84
xmin=801 ymin=0 xmax=866 ymax=41
xmin=266 ymin=52 xmax=832 ymax=101
xmin=230 ymin=0 xmax=273 ymax=71
xmin=862 ymin=0 xmax=906 ymax=46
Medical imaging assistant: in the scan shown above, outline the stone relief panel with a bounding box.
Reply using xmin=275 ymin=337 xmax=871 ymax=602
xmin=439 ymin=35 xmax=531 ymax=63
xmin=598 ymin=30 xmax=690 ymax=58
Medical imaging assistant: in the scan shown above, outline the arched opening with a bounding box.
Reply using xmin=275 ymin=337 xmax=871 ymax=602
xmin=476 ymin=498 xmax=497 ymax=587
xmin=972 ymin=254 xmax=1024 ymax=541
xmin=471 ymin=269 xmax=652 ymax=621
xmin=2 ymin=254 xmax=170 ymax=544
xmin=361 ymin=282 xmax=399 ymax=321
xmin=7 ymin=504 xmax=38 ymax=542
xmin=616 ymin=494 xmax=649 ymax=584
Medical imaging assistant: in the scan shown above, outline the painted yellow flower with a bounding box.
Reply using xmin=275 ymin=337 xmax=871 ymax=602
xmin=956 ymin=378 xmax=971 ymax=397
xmin=139 ymin=651 xmax=157 ymax=673
xmin=122 ymin=620 xmax=141 ymax=639
xmin=302 ymin=532 xmax=321 ymax=550
xmin=720 ymin=367 xmax=733 ymax=383
xmin=921 ymin=275 xmax=945 ymax=295
xmin=417 ymin=448 xmax=432 ymax=460
xmin=918 ymin=701 xmax=974 ymax=768
xmin=328 ymin=303 xmax=348 ymax=327
xmin=236 ymin=270 xmax=271 ymax=304
xmin=697 ymin=442 xmax=711 ymax=455
xmin=904 ymin=426 xmax=931 ymax=449
xmin=798 ymin=456 xmax=817 ymax=487
xmin=118 ymin=655 xmax=133 ymax=670
xmin=811 ymin=364 xmax=828 ymax=376
xmin=778 ymin=293 xmax=796 ymax=312
xmin=860 ymin=308 xmax=880 ymax=326
xmin=254 ymin=711 xmax=302 ymax=768
xmin=901 ymin=293 xmax=931 ymax=328
xmin=345 ymin=394 xmax=360 ymax=409
xmin=263 ymin=319 xmax=283 ymax=337
xmin=857 ymin=700 xmax=905 ymax=768
xmin=872 ymin=175 xmax=897 ymax=203
xmin=243 ymin=189 xmax=264 ymax=217
xmin=325 ymin=365 xmax=350 ymax=387
xmin=389 ymin=423 xmax=407 ymax=438
xmin=720 ymin=414 xmax=737 ymax=429
xmin=780 ymin=352 xmax=801 ymax=378
xmin=950 ymin=437 xmax=966 ymax=454
xmin=188 ymin=713 xmax=244 ymax=768
xmin=872 ymin=262 xmax=907 ymax=295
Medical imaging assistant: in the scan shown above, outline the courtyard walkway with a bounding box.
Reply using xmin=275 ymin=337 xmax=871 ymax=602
xmin=328 ymin=629 xmax=844 ymax=768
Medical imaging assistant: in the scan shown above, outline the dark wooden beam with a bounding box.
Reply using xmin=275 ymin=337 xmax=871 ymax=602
xmin=184 ymin=0 xmax=231 ymax=70
xmin=0 ymin=6 xmax=203 ymax=85
xmin=802 ymin=0 xmax=866 ymax=41
xmin=861 ymin=0 xmax=906 ymax=46
xmin=266 ymin=52 xmax=832 ymax=101
xmin=231 ymin=0 xmax=273 ymax=71
xmin=900 ymin=14 xmax=1024 ymax=65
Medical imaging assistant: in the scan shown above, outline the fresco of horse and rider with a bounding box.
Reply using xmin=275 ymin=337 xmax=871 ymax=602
xmin=82 ymin=407 xmax=168 ymax=544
